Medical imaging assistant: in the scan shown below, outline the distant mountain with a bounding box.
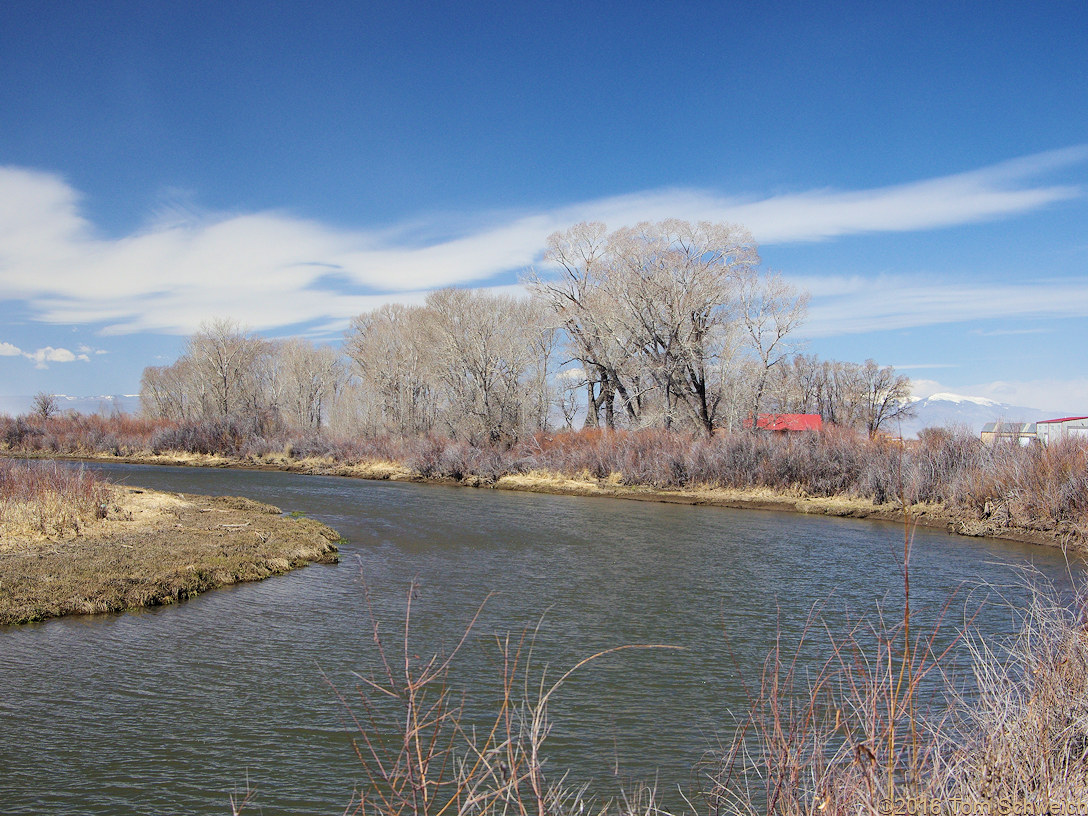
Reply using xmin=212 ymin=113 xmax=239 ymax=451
xmin=898 ymin=392 xmax=1056 ymax=438
xmin=0 ymin=394 xmax=139 ymax=417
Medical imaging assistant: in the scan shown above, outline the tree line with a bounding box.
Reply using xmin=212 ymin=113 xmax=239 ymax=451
xmin=140 ymin=220 xmax=912 ymax=440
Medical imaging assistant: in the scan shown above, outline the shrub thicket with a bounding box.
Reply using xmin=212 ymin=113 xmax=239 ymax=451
xmin=1 ymin=413 xmax=1085 ymax=535
xmin=0 ymin=459 xmax=112 ymax=537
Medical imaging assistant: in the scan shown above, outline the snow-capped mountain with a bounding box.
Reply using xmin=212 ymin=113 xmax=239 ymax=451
xmin=899 ymin=392 xmax=1056 ymax=438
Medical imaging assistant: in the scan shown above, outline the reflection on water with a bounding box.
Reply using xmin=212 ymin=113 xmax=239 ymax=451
xmin=0 ymin=463 xmax=1079 ymax=815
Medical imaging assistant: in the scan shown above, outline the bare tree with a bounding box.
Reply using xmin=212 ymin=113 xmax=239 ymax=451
xmin=140 ymin=360 xmax=198 ymax=421
xmin=606 ymin=219 xmax=758 ymax=434
xmin=185 ymin=318 xmax=270 ymax=421
xmin=424 ymin=288 xmax=551 ymax=442
xmin=766 ymin=353 xmax=825 ymax=416
xmin=528 ymin=222 xmax=634 ymax=430
xmin=345 ymin=303 xmax=439 ymax=436
xmin=31 ymin=391 xmax=58 ymax=421
xmin=276 ymin=338 xmax=345 ymax=432
xmin=761 ymin=354 xmax=912 ymax=436
xmin=741 ymin=271 xmax=810 ymax=429
xmin=529 ymin=219 xmax=760 ymax=434
xmin=858 ymin=358 xmax=914 ymax=437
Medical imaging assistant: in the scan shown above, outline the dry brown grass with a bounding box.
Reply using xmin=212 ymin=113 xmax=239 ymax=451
xmin=701 ymin=505 xmax=1088 ymax=816
xmin=494 ymin=469 xmax=612 ymax=494
xmin=929 ymin=573 xmax=1088 ymax=804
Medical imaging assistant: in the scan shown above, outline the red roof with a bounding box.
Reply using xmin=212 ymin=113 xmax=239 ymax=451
xmin=742 ymin=413 xmax=823 ymax=432
xmin=1038 ymin=416 xmax=1088 ymax=424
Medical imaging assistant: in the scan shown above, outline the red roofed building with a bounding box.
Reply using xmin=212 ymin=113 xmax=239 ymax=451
xmin=742 ymin=413 xmax=823 ymax=432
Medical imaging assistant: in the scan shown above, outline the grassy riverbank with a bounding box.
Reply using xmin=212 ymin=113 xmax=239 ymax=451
xmin=6 ymin=445 xmax=1083 ymax=551
xmin=0 ymin=461 xmax=341 ymax=625
xmin=2 ymin=414 xmax=1086 ymax=550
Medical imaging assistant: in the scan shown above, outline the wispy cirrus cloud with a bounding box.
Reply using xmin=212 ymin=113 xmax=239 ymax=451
xmin=0 ymin=146 xmax=1084 ymax=336
xmin=799 ymin=274 xmax=1088 ymax=337
xmin=970 ymin=327 xmax=1051 ymax=337
xmin=728 ymin=146 xmax=1086 ymax=243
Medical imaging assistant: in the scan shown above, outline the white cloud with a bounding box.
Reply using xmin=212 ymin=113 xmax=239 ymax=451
xmin=799 ymin=274 xmax=1088 ymax=337
xmin=909 ymin=379 xmax=948 ymax=400
xmin=0 ymin=340 xmax=93 ymax=367
xmin=724 ymin=146 xmax=1086 ymax=243
xmin=0 ymin=148 xmax=1083 ymax=336
xmin=970 ymin=327 xmax=1051 ymax=337
xmin=22 ymin=346 xmax=88 ymax=369
xmin=890 ymin=363 xmax=959 ymax=371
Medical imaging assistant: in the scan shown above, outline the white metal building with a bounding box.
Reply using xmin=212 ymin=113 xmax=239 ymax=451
xmin=1035 ymin=416 xmax=1088 ymax=444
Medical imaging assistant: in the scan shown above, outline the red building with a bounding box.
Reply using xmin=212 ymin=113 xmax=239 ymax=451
xmin=742 ymin=413 xmax=823 ymax=432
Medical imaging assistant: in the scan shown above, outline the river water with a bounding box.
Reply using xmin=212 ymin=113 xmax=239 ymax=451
xmin=0 ymin=463 xmax=1080 ymax=815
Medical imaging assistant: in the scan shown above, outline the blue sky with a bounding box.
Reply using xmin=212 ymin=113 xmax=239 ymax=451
xmin=1 ymin=0 xmax=1086 ymax=411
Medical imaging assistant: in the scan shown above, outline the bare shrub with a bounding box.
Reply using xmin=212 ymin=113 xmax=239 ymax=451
xmin=332 ymin=581 xmax=677 ymax=816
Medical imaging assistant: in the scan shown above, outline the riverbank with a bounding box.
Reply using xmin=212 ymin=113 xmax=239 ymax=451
xmin=0 ymin=479 xmax=342 ymax=625
xmin=9 ymin=447 xmax=1083 ymax=551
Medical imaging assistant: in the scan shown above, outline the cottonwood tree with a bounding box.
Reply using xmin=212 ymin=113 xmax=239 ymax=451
xmin=529 ymin=219 xmax=762 ymax=434
xmin=140 ymin=359 xmax=198 ymax=421
xmin=857 ymin=358 xmax=914 ymax=436
xmin=32 ymin=391 xmax=58 ymax=421
xmin=761 ymin=353 xmax=913 ymax=436
xmin=141 ymin=319 xmax=278 ymax=430
xmin=345 ymin=303 xmax=439 ymax=436
xmin=424 ymin=287 xmax=553 ymax=443
xmin=277 ymin=338 xmax=345 ymax=432
xmin=185 ymin=318 xmax=270 ymax=421
xmin=343 ymin=292 xmax=555 ymax=442
xmin=765 ymin=353 xmax=825 ymax=416
xmin=607 ymin=219 xmax=758 ymax=433
xmin=528 ymin=222 xmax=632 ymax=430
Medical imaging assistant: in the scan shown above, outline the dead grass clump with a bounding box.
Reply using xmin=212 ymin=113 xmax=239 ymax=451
xmin=703 ymin=549 xmax=1088 ymax=816
xmin=932 ymin=574 xmax=1088 ymax=803
xmin=703 ymin=580 xmax=959 ymax=815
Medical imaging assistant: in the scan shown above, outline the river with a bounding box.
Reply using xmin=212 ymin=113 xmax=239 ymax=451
xmin=0 ymin=463 xmax=1080 ymax=815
